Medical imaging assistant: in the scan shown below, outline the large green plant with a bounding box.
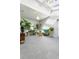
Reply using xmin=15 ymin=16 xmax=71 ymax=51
xmin=20 ymin=18 xmax=31 ymax=30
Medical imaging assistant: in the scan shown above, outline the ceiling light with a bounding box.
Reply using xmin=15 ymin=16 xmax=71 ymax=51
xmin=36 ymin=16 xmax=40 ymax=20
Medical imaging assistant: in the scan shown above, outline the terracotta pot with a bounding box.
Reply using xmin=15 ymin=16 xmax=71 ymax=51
xmin=20 ymin=32 xmax=25 ymax=44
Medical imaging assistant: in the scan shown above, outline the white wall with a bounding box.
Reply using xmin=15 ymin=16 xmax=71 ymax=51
xmin=53 ymin=20 xmax=59 ymax=38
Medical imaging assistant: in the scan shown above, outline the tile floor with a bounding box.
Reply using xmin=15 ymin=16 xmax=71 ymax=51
xmin=20 ymin=36 xmax=59 ymax=59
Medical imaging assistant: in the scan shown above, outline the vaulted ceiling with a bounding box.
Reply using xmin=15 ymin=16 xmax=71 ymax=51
xmin=20 ymin=0 xmax=59 ymax=27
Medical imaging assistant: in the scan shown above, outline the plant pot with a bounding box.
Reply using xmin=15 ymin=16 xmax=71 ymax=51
xmin=20 ymin=32 xmax=25 ymax=44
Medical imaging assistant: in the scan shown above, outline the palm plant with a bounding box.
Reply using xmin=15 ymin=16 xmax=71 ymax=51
xmin=20 ymin=18 xmax=31 ymax=31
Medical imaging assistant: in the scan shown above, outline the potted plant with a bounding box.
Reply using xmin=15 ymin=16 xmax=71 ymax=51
xmin=20 ymin=18 xmax=31 ymax=44
xmin=49 ymin=27 xmax=54 ymax=37
xmin=49 ymin=27 xmax=54 ymax=31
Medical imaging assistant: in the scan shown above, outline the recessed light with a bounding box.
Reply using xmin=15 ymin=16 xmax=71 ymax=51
xmin=36 ymin=16 xmax=40 ymax=20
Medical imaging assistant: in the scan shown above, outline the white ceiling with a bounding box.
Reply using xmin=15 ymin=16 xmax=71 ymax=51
xmin=21 ymin=0 xmax=50 ymax=15
xmin=20 ymin=0 xmax=59 ymax=21
xmin=20 ymin=4 xmax=48 ymax=21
